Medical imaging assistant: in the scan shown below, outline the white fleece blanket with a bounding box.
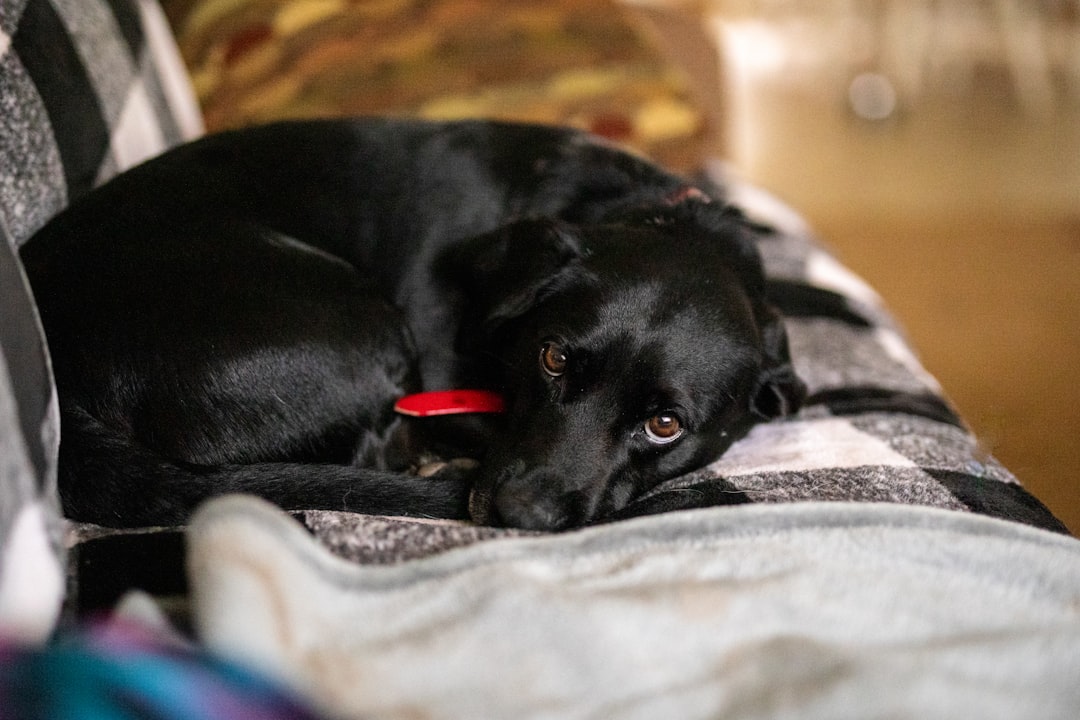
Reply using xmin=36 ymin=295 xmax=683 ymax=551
xmin=188 ymin=495 xmax=1080 ymax=720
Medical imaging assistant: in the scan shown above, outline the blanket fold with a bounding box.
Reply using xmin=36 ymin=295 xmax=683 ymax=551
xmin=188 ymin=494 xmax=1080 ymax=720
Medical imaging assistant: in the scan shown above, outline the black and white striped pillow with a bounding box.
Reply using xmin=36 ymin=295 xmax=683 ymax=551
xmin=0 ymin=0 xmax=200 ymax=642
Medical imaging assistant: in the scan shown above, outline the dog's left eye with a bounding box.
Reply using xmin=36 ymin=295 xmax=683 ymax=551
xmin=644 ymin=414 xmax=683 ymax=444
xmin=540 ymin=342 xmax=568 ymax=377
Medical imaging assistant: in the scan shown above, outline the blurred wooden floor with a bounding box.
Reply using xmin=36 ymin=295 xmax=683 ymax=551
xmin=720 ymin=70 xmax=1080 ymax=534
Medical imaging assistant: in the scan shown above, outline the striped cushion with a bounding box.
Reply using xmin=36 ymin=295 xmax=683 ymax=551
xmin=0 ymin=0 xmax=200 ymax=642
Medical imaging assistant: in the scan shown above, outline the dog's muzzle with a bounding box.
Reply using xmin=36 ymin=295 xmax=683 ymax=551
xmin=470 ymin=464 xmax=588 ymax=532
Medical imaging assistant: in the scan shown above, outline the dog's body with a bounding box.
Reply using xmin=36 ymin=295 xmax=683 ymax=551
xmin=22 ymin=119 xmax=803 ymax=530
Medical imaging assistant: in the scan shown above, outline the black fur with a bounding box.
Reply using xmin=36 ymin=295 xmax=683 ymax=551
xmin=21 ymin=118 xmax=804 ymax=530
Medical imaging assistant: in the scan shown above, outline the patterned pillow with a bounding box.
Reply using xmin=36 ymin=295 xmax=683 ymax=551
xmin=0 ymin=0 xmax=201 ymax=643
xmin=169 ymin=0 xmax=708 ymax=173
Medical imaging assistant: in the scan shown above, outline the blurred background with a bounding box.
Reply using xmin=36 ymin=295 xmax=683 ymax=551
xmin=162 ymin=0 xmax=1079 ymax=533
xmin=691 ymin=0 xmax=1080 ymax=534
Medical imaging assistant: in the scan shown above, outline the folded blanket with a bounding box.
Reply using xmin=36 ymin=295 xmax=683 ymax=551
xmin=188 ymin=494 xmax=1080 ymax=720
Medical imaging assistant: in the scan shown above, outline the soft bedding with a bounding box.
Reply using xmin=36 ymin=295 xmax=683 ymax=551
xmin=189 ymin=494 xmax=1080 ymax=720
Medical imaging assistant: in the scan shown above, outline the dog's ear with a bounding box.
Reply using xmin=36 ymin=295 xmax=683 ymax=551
xmin=442 ymin=219 xmax=585 ymax=332
xmin=749 ymin=302 xmax=806 ymax=419
xmin=659 ymin=203 xmax=803 ymax=420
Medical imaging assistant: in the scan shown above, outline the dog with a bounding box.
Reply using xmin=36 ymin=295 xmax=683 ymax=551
xmin=21 ymin=118 xmax=804 ymax=531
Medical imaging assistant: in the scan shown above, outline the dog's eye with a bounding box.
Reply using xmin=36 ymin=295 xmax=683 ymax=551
xmin=644 ymin=414 xmax=683 ymax=444
xmin=540 ymin=342 xmax=568 ymax=377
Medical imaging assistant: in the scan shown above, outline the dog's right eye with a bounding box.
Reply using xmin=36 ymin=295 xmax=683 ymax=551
xmin=540 ymin=342 xmax=568 ymax=377
xmin=644 ymin=414 xmax=684 ymax=444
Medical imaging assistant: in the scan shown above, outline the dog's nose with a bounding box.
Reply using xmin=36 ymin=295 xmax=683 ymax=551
xmin=495 ymin=495 xmax=571 ymax=531
xmin=492 ymin=477 xmax=583 ymax=531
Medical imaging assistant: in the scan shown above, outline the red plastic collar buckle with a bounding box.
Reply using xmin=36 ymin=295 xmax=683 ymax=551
xmin=394 ymin=390 xmax=505 ymax=417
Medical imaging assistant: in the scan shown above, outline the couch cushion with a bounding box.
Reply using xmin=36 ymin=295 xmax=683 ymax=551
xmin=0 ymin=0 xmax=201 ymax=642
xmin=2 ymin=0 xmax=202 ymax=245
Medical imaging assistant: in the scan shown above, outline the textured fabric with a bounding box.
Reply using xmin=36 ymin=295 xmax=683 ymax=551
xmin=1 ymin=0 xmax=201 ymax=246
xmin=0 ymin=213 xmax=63 ymax=643
xmin=301 ymin=512 xmax=539 ymax=566
xmin=0 ymin=612 xmax=323 ymax=719
xmin=189 ymin=494 xmax=1080 ymax=720
xmin=0 ymin=0 xmax=202 ymax=642
xmin=171 ymin=0 xmax=708 ymax=173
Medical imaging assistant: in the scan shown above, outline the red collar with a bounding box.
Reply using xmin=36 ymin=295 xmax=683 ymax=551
xmin=394 ymin=390 xmax=505 ymax=417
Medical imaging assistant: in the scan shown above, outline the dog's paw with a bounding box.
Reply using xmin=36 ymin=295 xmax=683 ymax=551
xmin=416 ymin=460 xmax=448 ymax=477
xmin=414 ymin=458 xmax=479 ymax=520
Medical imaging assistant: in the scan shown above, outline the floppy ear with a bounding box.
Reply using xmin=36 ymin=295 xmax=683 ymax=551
xmin=656 ymin=202 xmax=803 ymax=420
xmin=749 ymin=302 xmax=806 ymax=419
xmin=441 ymin=219 xmax=585 ymax=333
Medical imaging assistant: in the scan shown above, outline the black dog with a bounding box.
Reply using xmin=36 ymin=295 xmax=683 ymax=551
xmin=21 ymin=119 xmax=804 ymax=531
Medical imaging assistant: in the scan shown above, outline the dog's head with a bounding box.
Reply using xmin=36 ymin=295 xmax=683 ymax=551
xmin=444 ymin=201 xmax=804 ymax=530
